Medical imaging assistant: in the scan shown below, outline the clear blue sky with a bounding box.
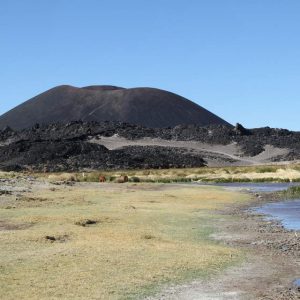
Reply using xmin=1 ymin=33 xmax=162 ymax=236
xmin=1 ymin=0 xmax=300 ymax=130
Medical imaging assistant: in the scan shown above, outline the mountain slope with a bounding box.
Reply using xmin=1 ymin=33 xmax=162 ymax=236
xmin=0 ymin=85 xmax=230 ymax=129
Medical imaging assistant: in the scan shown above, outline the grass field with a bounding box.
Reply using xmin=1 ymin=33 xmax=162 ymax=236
xmin=0 ymin=180 xmax=249 ymax=299
xmin=29 ymin=163 xmax=300 ymax=184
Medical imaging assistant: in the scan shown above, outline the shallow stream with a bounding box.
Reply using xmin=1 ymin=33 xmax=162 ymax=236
xmin=255 ymin=199 xmax=300 ymax=231
xmin=202 ymin=182 xmax=300 ymax=231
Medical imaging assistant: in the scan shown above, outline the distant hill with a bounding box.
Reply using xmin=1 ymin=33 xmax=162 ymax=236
xmin=0 ymin=85 xmax=230 ymax=129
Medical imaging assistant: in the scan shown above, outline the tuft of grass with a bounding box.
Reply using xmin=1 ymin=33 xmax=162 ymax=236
xmin=282 ymin=186 xmax=300 ymax=198
xmin=48 ymin=173 xmax=76 ymax=182
xmin=291 ymin=164 xmax=300 ymax=172
xmin=129 ymin=176 xmax=140 ymax=183
xmin=255 ymin=166 xmax=278 ymax=173
xmin=142 ymin=234 xmax=156 ymax=240
xmin=75 ymin=219 xmax=98 ymax=227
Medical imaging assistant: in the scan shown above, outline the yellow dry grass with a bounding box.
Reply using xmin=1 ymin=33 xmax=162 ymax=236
xmin=33 ymin=162 xmax=300 ymax=183
xmin=0 ymin=183 xmax=248 ymax=299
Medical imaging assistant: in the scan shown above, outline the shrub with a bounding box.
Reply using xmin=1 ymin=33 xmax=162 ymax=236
xmin=129 ymin=176 xmax=140 ymax=183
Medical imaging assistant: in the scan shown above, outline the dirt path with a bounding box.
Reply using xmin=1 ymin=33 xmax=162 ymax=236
xmin=89 ymin=136 xmax=290 ymax=166
xmin=146 ymin=193 xmax=300 ymax=300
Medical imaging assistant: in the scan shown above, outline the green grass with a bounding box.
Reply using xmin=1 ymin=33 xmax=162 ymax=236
xmin=282 ymin=186 xmax=300 ymax=198
xmin=254 ymin=166 xmax=279 ymax=173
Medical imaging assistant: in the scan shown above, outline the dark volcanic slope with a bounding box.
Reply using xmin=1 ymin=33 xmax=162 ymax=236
xmin=0 ymin=85 xmax=230 ymax=129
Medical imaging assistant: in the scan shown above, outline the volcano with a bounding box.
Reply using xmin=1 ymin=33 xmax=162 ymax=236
xmin=0 ymin=85 xmax=230 ymax=129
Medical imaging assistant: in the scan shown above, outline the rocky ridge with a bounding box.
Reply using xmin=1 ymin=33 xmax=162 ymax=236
xmin=0 ymin=122 xmax=299 ymax=171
